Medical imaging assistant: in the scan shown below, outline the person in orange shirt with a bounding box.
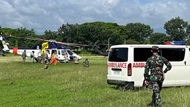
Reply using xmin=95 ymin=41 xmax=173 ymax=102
xmin=50 ymin=51 xmax=58 ymax=65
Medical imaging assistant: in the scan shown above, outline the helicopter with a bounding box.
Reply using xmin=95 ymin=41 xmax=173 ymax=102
xmin=90 ymin=40 xmax=109 ymax=57
xmin=0 ymin=35 xmax=82 ymax=63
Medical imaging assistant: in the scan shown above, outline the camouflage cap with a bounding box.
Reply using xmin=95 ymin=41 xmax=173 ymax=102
xmin=152 ymin=46 xmax=159 ymax=51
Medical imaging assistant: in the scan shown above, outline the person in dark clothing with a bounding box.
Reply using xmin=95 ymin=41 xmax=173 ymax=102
xmin=83 ymin=58 xmax=89 ymax=67
xmin=22 ymin=50 xmax=27 ymax=63
xmin=144 ymin=46 xmax=172 ymax=107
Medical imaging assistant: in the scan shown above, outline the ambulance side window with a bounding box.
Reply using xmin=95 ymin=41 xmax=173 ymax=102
xmin=134 ymin=48 xmax=152 ymax=62
xmin=160 ymin=48 xmax=185 ymax=61
xmin=108 ymin=48 xmax=128 ymax=62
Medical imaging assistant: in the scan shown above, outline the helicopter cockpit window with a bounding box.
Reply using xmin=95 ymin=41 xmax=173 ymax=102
xmin=61 ymin=50 xmax=67 ymax=55
xmin=67 ymin=50 xmax=73 ymax=55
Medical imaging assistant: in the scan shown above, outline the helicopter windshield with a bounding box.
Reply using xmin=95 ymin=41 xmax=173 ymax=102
xmin=61 ymin=49 xmax=73 ymax=55
xmin=67 ymin=49 xmax=73 ymax=55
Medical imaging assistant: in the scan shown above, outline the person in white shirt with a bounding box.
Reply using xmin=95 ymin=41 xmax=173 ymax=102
xmin=30 ymin=51 xmax=34 ymax=63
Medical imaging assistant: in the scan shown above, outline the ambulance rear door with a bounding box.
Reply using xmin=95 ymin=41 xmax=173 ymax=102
xmin=132 ymin=47 xmax=152 ymax=87
xmin=107 ymin=47 xmax=129 ymax=82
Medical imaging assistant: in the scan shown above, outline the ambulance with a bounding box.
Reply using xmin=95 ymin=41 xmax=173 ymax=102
xmin=107 ymin=43 xmax=190 ymax=90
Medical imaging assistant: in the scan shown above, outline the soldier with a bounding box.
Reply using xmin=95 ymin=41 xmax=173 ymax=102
xmin=144 ymin=46 xmax=172 ymax=107
xmin=73 ymin=56 xmax=79 ymax=64
xmin=21 ymin=50 xmax=27 ymax=63
xmin=43 ymin=49 xmax=50 ymax=69
xmin=83 ymin=58 xmax=89 ymax=67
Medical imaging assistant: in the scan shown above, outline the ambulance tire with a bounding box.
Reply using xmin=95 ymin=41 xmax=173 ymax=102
xmin=117 ymin=85 xmax=125 ymax=91
xmin=124 ymin=83 xmax=134 ymax=90
xmin=116 ymin=84 xmax=125 ymax=91
xmin=116 ymin=83 xmax=134 ymax=91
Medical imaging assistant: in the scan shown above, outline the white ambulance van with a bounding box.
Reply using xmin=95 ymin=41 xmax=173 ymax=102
xmin=107 ymin=44 xmax=190 ymax=89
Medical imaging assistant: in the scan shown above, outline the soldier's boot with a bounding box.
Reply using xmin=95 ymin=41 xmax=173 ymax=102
xmin=44 ymin=65 xmax=48 ymax=69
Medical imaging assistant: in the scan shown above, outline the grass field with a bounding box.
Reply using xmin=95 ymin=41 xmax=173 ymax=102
xmin=0 ymin=56 xmax=190 ymax=107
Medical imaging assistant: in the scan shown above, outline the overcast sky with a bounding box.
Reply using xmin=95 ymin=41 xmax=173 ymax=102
xmin=0 ymin=0 xmax=190 ymax=34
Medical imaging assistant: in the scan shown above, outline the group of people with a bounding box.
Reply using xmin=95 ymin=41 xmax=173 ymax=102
xmin=32 ymin=50 xmax=58 ymax=69
xmin=21 ymin=49 xmax=90 ymax=69
xmin=21 ymin=46 xmax=171 ymax=106
xmin=21 ymin=50 xmax=39 ymax=63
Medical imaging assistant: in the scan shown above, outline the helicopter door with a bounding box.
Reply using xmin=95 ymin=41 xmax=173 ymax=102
xmin=57 ymin=50 xmax=63 ymax=60
xmin=58 ymin=50 xmax=61 ymax=56
xmin=50 ymin=50 xmax=57 ymax=58
xmin=66 ymin=49 xmax=74 ymax=59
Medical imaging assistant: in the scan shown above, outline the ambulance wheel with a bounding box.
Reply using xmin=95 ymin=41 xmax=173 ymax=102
xmin=116 ymin=85 xmax=125 ymax=91
xmin=117 ymin=85 xmax=125 ymax=91
xmin=116 ymin=83 xmax=134 ymax=91
xmin=115 ymin=84 xmax=120 ymax=89
xmin=115 ymin=85 xmax=121 ymax=90
xmin=124 ymin=83 xmax=134 ymax=90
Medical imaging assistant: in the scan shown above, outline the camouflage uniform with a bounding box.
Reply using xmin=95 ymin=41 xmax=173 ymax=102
xmin=73 ymin=56 xmax=79 ymax=64
xmin=43 ymin=50 xmax=49 ymax=69
xmin=83 ymin=59 xmax=89 ymax=67
xmin=144 ymin=46 xmax=172 ymax=107
xmin=21 ymin=50 xmax=27 ymax=63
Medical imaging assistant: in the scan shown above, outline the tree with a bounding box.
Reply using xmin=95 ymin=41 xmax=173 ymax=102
xmin=164 ymin=17 xmax=189 ymax=41
xmin=125 ymin=39 xmax=140 ymax=44
xmin=58 ymin=23 xmax=79 ymax=43
xmin=149 ymin=33 xmax=170 ymax=44
xmin=186 ymin=39 xmax=190 ymax=45
xmin=78 ymin=22 xmax=129 ymax=45
xmin=14 ymin=27 xmax=38 ymax=48
xmin=43 ymin=30 xmax=58 ymax=40
xmin=1 ymin=27 xmax=39 ymax=48
xmin=125 ymin=23 xmax=153 ymax=43
xmin=187 ymin=24 xmax=190 ymax=39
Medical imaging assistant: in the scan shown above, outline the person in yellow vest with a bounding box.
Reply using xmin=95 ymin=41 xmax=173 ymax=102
xmin=50 ymin=51 xmax=58 ymax=65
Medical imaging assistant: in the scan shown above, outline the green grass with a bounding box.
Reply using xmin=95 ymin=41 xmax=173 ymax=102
xmin=0 ymin=56 xmax=190 ymax=107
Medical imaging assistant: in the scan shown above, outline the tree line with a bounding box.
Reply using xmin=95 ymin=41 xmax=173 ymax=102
xmin=1 ymin=16 xmax=190 ymax=52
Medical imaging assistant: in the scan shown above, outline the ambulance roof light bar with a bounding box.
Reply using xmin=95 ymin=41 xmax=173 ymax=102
xmin=164 ymin=41 xmax=186 ymax=45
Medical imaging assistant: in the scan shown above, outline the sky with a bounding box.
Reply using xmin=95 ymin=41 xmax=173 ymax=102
xmin=0 ymin=0 xmax=190 ymax=34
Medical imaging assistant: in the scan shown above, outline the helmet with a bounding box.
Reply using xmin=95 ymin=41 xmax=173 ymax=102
xmin=152 ymin=46 xmax=159 ymax=51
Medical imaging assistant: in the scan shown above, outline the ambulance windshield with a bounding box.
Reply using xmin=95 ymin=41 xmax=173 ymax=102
xmin=108 ymin=48 xmax=128 ymax=62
